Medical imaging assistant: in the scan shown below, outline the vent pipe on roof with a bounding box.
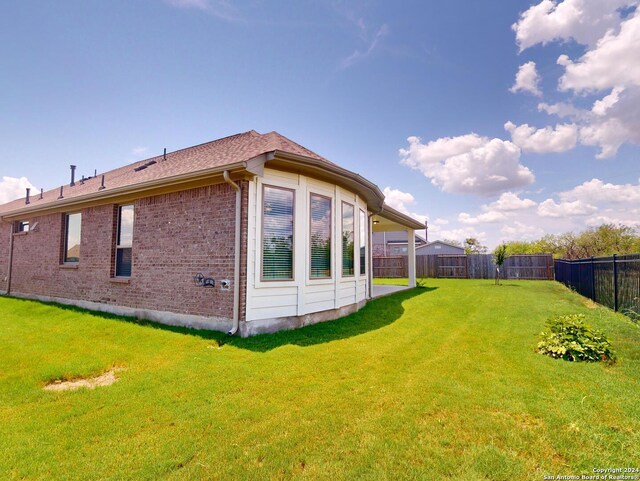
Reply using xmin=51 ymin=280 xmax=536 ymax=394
xmin=39 ymin=188 xmax=43 ymax=200
xmin=70 ymin=165 xmax=76 ymax=186
xmin=99 ymin=174 xmax=105 ymax=191
xmin=94 ymin=169 xmax=97 ymax=177
xmin=25 ymin=188 xmax=30 ymax=205
xmin=163 ymin=148 xmax=167 ymax=161
xmin=80 ymin=175 xmax=85 ymax=185
xmin=58 ymin=186 xmax=64 ymax=199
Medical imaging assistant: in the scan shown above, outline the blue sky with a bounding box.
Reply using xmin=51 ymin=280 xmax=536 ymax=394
xmin=1 ymin=0 xmax=639 ymax=248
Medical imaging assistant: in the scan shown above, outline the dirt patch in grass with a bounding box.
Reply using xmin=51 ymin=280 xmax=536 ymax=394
xmin=583 ymin=298 xmax=599 ymax=309
xmin=44 ymin=369 xmax=122 ymax=392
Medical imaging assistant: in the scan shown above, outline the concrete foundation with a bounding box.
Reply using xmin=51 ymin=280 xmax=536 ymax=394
xmin=6 ymin=292 xmax=233 ymax=333
xmin=240 ymin=300 xmax=367 ymax=337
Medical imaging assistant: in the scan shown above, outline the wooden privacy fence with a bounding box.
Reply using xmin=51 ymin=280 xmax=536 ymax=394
xmin=555 ymin=254 xmax=640 ymax=317
xmin=373 ymin=254 xmax=554 ymax=280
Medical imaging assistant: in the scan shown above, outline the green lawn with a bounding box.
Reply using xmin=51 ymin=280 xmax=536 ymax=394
xmin=1 ymin=280 xmax=639 ymax=480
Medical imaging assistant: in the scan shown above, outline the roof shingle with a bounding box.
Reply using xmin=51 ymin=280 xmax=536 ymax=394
xmin=0 ymin=130 xmax=328 ymax=215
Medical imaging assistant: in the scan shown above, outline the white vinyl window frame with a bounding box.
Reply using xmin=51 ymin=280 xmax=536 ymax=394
xmin=62 ymin=212 xmax=82 ymax=263
xmin=260 ymin=184 xmax=296 ymax=282
xmin=114 ymin=204 xmax=134 ymax=278
xmin=309 ymin=192 xmax=332 ymax=280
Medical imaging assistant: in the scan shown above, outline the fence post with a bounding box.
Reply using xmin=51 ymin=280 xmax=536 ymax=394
xmin=613 ymin=254 xmax=618 ymax=311
xmin=590 ymin=257 xmax=595 ymax=302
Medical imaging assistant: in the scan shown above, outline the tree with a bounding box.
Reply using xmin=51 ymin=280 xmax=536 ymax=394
xmin=442 ymin=238 xmax=463 ymax=247
xmin=464 ymin=237 xmax=487 ymax=254
xmin=493 ymin=243 xmax=508 ymax=285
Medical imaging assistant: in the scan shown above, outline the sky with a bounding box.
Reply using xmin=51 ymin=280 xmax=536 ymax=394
xmin=1 ymin=0 xmax=639 ymax=249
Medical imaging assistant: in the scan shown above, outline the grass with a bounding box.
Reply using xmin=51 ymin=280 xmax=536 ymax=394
xmin=1 ymin=280 xmax=639 ymax=480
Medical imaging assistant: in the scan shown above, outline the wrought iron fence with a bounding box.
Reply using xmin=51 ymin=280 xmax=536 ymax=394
xmin=554 ymin=254 xmax=640 ymax=317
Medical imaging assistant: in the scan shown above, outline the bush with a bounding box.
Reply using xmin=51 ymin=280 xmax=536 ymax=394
xmin=537 ymin=314 xmax=616 ymax=363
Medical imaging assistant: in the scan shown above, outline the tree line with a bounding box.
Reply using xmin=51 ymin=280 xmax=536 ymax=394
xmin=500 ymin=224 xmax=640 ymax=259
xmin=443 ymin=224 xmax=640 ymax=259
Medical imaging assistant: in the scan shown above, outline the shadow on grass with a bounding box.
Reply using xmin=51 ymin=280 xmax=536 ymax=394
xmin=2 ymin=287 xmax=436 ymax=352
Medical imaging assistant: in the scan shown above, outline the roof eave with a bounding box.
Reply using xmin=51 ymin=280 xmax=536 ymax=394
xmin=268 ymin=151 xmax=385 ymax=211
xmin=378 ymin=204 xmax=425 ymax=231
xmin=0 ymin=161 xmax=253 ymax=220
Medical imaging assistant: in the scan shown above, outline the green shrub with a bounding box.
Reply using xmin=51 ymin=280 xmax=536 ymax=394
xmin=537 ymin=314 xmax=616 ymax=363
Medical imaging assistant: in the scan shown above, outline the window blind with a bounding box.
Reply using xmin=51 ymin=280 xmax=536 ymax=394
xmin=262 ymin=186 xmax=294 ymax=280
xmin=359 ymin=209 xmax=366 ymax=275
xmin=342 ymin=202 xmax=354 ymax=276
xmin=116 ymin=205 xmax=134 ymax=277
xmin=310 ymin=194 xmax=331 ymax=278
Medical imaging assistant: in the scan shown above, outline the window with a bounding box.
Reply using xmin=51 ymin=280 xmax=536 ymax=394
xmin=391 ymin=245 xmax=408 ymax=255
xmin=359 ymin=210 xmax=366 ymax=276
xmin=341 ymin=202 xmax=354 ymax=277
xmin=63 ymin=213 xmax=81 ymax=263
xmin=310 ymin=194 xmax=331 ymax=279
xmin=16 ymin=220 xmax=29 ymax=232
xmin=262 ymin=185 xmax=294 ymax=280
xmin=115 ymin=205 xmax=134 ymax=277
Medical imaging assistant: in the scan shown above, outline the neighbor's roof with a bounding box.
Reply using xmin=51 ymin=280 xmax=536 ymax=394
xmin=416 ymin=240 xmax=464 ymax=250
xmin=0 ymin=130 xmax=328 ymax=216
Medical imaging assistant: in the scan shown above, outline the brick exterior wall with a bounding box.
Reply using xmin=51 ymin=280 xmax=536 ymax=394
xmin=5 ymin=182 xmax=247 ymax=323
xmin=0 ymin=222 xmax=10 ymax=293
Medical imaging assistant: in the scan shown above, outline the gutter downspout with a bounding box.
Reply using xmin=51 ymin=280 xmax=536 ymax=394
xmin=223 ymin=171 xmax=242 ymax=336
xmin=368 ymin=213 xmax=374 ymax=299
xmin=5 ymin=220 xmax=15 ymax=295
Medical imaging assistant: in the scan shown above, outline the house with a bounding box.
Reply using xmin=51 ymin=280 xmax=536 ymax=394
xmin=0 ymin=131 xmax=424 ymax=337
xmin=372 ymin=231 xmax=427 ymax=257
xmin=416 ymin=240 xmax=464 ymax=256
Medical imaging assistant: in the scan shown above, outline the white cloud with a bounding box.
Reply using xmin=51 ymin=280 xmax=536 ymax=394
xmin=538 ymin=101 xmax=584 ymax=119
xmin=131 ymin=146 xmax=149 ymax=156
xmin=0 ymin=176 xmax=37 ymax=205
xmin=522 ymin=6 xmax=640 ymax=158
xmin=510 ymin=61 xmax=542 ymax=96
xmin=399 ymin=135 xmax=534 ymax=196
xmin=165 ymin=0 xmax=242 ymax=22
xmin=578 ymin=86 xmax=640 ymax=158
xmin=433 ymin=218 xmax=449 ymax=225
xmin=341 ymin=24 xmax=389 ymax=69
xmin=458 ymin=211 xmax=508 ymax=225
xmin=537 ymin=198 xmax=597 ymax=217
xmin=501 ymin=221 xmax=545 ymax=240
xmin=585 ymin=213 xmax=640 ymax=228
xmin=483 ymin=192 xmax=537 ymax=211
xmin=382 ymin=187 xmax=427 ymax=225
xmin=383 ymin=187 xmax=415 ymax=213
xmin=558 ymin=178 xmax=640 ymax=204
xmin=428 ymin=225 xmax=487 ymax=244
xmin=558 ymin=9 xmax=640 ymax=93
xmin=512 ymin=0 xmax=634 ymax=52
xmin=504 ymin=121 xmax=577 ymax=153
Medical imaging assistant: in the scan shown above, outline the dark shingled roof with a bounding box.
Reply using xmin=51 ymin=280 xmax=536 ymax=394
xmin=0 ymin=130 xmax=329 ymax=215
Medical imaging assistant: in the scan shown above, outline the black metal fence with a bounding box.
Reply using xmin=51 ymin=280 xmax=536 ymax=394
xmin=554 ymin=254 xmax=640 ymax=317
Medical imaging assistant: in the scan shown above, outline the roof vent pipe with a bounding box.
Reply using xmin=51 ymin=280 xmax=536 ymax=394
xmin=58 ymin=186 xmax=64 ymax=199
xmin=70 ymin=165 xmax=76 ymax=186
xmin=98 ymin=174 xmax=105 ymax=190
xmin=163 ymin=148 xmax=167 ymax=161
xmin=25 ymin=188 xmax=30 ymax=205
xmin=39 ymin=188 xmax=43 ymax=200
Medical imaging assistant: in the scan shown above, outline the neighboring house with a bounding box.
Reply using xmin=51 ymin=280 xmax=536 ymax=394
xmin=0 ymin=130 xmax=423 ymax=337
xmin=372 ymin=231 xmax=427 ymax=257
xmin=416 ymin=240 xmax=464 ymax=256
